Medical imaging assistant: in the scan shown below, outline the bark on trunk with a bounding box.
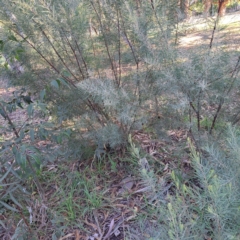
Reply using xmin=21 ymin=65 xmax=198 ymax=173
xmin=204 ymin=0 xmax=229 ymax=17
xmin=180 ymin=0 xmax=191 ymax=19
xmin=218 ymin=0 xmax=228 ymax=17
xmin=204 ymin=0 xmax=212 ymax=17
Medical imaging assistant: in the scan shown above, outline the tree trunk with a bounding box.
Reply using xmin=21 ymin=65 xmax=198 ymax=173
xmin=204 ymin=0 xmax=229 ymax=17
xmin=180 ymin=0 xmax=191 ymax=19
xmin=204 ymin=0 xmax=212 ymax=17
xmin=218 ymin=0 xmax=228 ymax=17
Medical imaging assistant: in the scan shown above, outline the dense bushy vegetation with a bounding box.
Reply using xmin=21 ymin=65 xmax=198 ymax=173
xmin=0 ymin=0 xmax=239 ymax=239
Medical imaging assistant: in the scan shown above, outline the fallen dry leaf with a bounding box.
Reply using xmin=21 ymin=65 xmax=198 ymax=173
xmin=163 ymin=163 xmax=169 ymax=171
xmin=117 ymin=176 xmax=134 ymax=195
xmin=75 ymin=229 xmax=81 ymax=240
xmin=103 ymin=218 xmax=115 ymax=239
xmin=84 ymin=217 xmax=98 ymax=230
xmin=58 ymin=233 xmax=74 ymax=240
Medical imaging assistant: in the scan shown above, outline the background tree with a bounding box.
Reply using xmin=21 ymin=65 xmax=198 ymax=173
xmin=180 ymin=0 xmax=192 ymax=19
xmin=218 ymin=0 xmax=230 ymax=16
xmin=204 ymin=0 xmax=212 ymax=16
xmin=204 ymin=0 xmax=231 ymax=17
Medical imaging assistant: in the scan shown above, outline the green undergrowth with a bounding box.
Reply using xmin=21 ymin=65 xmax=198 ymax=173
xmin=2 ymin=149 xmax=141 ymax=239
xmin=0 ymin=1 xmax=240 ymax=239
xmin=1 ymin=125 xmax=240 ymax=239
xmin=132 ymin=127 xmax=240 ymax=240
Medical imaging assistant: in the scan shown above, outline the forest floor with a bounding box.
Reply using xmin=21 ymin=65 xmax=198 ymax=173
xmin=0 ymin=11 xmax=240 ymax=240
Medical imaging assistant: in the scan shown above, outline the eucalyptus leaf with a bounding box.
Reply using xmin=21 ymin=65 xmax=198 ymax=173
xmin=52 ymin=234 xmax=57 ymax=240
xmin=15 ymin=151 xmax=22 ymax=165
xmin=0 ymin=219 xmax=6 ymax=229
xmin=0 ymin=40 xmax=4 ymax=51
xmin=15 ymin=133 xmax=24 ymax=143
xmin=20 ymin=144 xmax=26 ymax=152
xmin=16 ymin=48 xmax=24 ymax=54
xmin=3 ymin=62 xmax=8 ymax=69
xmin=15 ymin=151 xmax=27 ymax=166
xmin=38 ymin=102 xmax=47 ymax=112
xmin=38 ymin=127 xmax=48 ymax=140
xmin=10 ymin=193 xmax=23 ymax=209
xmin=30 ymin=153 xmax=41 ymax=163
xmin=57 ymin=78 xmax=71 ymax=89
xmin=8 ymin=35 xmax=18 ymax=42
xmin=15 ymin=54 xmax=20 ymax=61
xmin=0 ymin=164 xmax=12 ymax=182
xmin=0 ymin=200 xmax=18 ymax=212
xmin=21 ymin=155 xmax=27 ymax=167
xmin=30 ymin=129 xmax=35 ymax=141
xmin=27 ymin=104 xmax=34 ymax=117
xmin=62 ymin=70 xmax=71 ymax=77
xmin=0 ymin=146 xmax=10 ymax=154
xmin=19 ymin=130 xmax=25 ymax=141
xmin=10 ymin=167 xmax=22 ymax=180
xmin=12 ymin=146 xmax=17 ymax=155
xmin=51 ymin=79 xmax=60 ymax=89
xmin=56 ymin=135 xmax=62 ymax=144
xmin=40 ymin=89 xmax=46 ymax=101
xmin=27 ymin=145 xmax=40 ymax=154
xmin=0 ymin=182 xmax=19 ymax=187
xmin=0 ymin=184 xmax=19 ymax=199
xmin=6 ymin=103 xmax=14 ymax=113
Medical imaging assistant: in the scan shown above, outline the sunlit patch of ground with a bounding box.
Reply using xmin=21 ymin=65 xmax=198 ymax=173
xmin=179 ymin=11 xmax=240 ymax=48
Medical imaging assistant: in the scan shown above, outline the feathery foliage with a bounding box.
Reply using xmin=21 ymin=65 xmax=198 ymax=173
xmin=0 ymin=0 xmax=240 ymax=238
xmin=128 ymin=126 xmax=240 ymax=239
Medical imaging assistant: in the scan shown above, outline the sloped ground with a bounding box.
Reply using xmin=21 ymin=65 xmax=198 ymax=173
xmin=0 ymin=11 xmax=240 ymax=240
